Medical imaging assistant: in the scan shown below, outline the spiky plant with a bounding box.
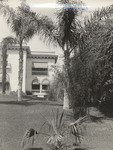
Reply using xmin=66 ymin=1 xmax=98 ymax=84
xmin=21 ymin=128 xmax=38 ymax=148
xmin=68 ymin=116 xmax=88 ymax=145
xmin=41 ymin=109 xmax=65 ymax=150
xmin=22 ymin=109 xmax=89 ymax=150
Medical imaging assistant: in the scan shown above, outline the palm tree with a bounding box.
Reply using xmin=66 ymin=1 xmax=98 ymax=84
xmin=1 ymin=36 xmax=17 ymax=94
xmin=81 ymin=5 xmax=113 ymax=104
xmin=35 ymin=0 xmax=84 ymax=109
xmin=0 ymin=2 xmax=44 ymax=101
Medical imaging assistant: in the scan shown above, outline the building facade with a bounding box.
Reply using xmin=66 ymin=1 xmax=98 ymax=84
xmin=0 ymin=44 xmax=58 ymax=97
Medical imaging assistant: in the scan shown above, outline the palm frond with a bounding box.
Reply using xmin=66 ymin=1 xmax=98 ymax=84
xmin=21 ymin=128 xmax=38 ymax=148
xmin=56 ymin=108 xmax=59 ymax=128
xmin=58 ymin=110 xmax=64 ymax=129
xmin=56 ymin=0 xmax=84 ymax=49
xmin=1 ymin=36 xmax=17 ymax=46
xmin=0 ymin=3 xmax=16 ymax=24
xmin=68 ymin=115 xmax=89 ymax=144
xmin=84 ymin=5 xmax=113 ymax=32
xmin=36 ymin=16 xmax=58 ymax=46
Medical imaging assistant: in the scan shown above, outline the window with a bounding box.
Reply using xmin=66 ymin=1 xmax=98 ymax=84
xmin=32 ymin=62 xmax=48 ymax=75
xmin=32 ymin=84 xmax=40 ymax=90
xmin=32 ymin=79 xmax=40 ymax=92
xmin=42 ymin=85 xmax=49 ymax=90
xmin=42 ymin=79 xmax=49 ymax=92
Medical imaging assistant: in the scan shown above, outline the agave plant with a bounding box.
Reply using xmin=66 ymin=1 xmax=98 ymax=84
xmin=21 ymin=109 xmax=89 ymax=150
xmin=41 ymin=108 xmax=66 ymax=150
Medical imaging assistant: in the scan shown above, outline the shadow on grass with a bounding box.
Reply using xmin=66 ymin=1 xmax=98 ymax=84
xmin=74 ymin=148 xmax=86 ymax=150
xmin=70 ymin=146 xmax=87 ymax=150
xmin=0 ymin=100 xmax=32 ymax=106
xmin=0 ymin=94 xmax=63 ymax=106
xmin=99 ymin=101 xmax=113 ymax=118
xmin=0 ymin=100 xmax=63 ymax=107
xmin=24 ymin=148 xmax=43 ymax=150
xmin=88 ymin=115 xmax=104 ymax=123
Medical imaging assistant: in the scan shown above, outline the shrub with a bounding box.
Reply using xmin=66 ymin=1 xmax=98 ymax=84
xmin=26 ymin=91 xmax=32 ymax=95
xmin=21 ymin=108 xmax=88 ymax=150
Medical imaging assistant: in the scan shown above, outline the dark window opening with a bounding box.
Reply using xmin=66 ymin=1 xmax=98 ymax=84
xmin=32 ymin=68 xmax=48 ymax=71
xmin=32 ymin=62 xmax=48 ymax=75
xmin=42 ymin=85 xmax=49 ymax=90
xmin=32 ymin=84 xmax=40 ymax=90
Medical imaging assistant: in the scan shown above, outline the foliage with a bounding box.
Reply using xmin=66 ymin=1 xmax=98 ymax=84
xmin=22 ymin=109 xmax=89 ymax=150
xmin=43 ymin=109 xmax=65 ymax=150
xmin=69 ymin=5 xmax=113 ymax=109
xmin=0 ymin=2 xmax=50 ymax=101
xmin=34 ymin=1 xmax=113 ymax=113
xmin=47 ymin=66 xmax=65 ymax=102
xmin=34 ymin=0 xmax=85 ymax=108
xmin=83 ymin=6 xmax=113 ymax=104
xmin=21 ymin=128 xmax=38 ymax=148
xmin=26 ymin=90 xmax=32 ymax=95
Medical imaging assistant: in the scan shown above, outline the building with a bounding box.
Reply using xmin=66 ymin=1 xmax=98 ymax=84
xmin=0 ymin=44 xmax=58 ymax=97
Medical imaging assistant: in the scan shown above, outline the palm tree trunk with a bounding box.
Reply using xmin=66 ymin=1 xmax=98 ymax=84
xmin=63 ymin=48 xmax=72 ymax=109
xmin=63 ymin=88 xmax=70 ymax=109
xmin=18 ymin=41 xmax=23 ymax=101
xmin=2 ymin=45 xmax=7 ymax=94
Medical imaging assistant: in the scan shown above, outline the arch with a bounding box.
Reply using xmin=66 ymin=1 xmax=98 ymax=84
xmin=32 ymin=78 xmax=39 ymax=85
xmin=32 ymin=78 xmax=40 ymax=91
xmin=42 ymin=79 xmax=50 ymax=91
xmin=42 ymin=79 xmax=50 ymax=85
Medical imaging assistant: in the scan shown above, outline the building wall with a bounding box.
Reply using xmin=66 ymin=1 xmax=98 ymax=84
xmin=7 ymin=50 xmax=27 ymax=92
xmin=0 ymin=45 xmax=57 ymax=95
xmin=26 ymin=57 xmax=55 ymax=93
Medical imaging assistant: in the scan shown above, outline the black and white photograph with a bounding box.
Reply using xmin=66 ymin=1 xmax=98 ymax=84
xmin=0 ymin=0 xmax=113 ymax=150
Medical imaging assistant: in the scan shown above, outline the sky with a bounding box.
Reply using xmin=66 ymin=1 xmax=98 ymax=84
xmin=0 ymin=0 xmax=113 ymax=55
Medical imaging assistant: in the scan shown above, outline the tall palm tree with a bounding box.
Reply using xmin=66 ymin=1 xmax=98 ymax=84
xmin=1 ymin=36 xmax=17 ymax=94
xmin=35 ymin=0 xmax=84 ymax=109
xmin=0 ymin=2 xmax=43 ymax=101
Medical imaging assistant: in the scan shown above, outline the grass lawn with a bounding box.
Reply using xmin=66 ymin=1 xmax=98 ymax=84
xmin=0 ymin=94 xmax=63 ymax=150
xmin=0 ymin=94 xmax=113 ymax=150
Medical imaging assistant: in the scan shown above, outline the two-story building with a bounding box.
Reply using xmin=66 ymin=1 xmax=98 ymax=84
xmin=0 ymin=44 xmax=58 ymax=97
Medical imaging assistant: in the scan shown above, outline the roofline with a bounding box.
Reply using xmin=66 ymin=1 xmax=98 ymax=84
xmin=0 ymin=45 xmax=31 ymax=55
xmin=0 ymin=44 xmax=58 ymax=63
xmin=31 ymin=51 xmax=56 ymax=54
xmin=29 ymin=54 xmax=58 ymax=63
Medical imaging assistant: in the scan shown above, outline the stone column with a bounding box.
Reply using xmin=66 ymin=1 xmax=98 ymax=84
xmin=40 ymin=84 xmax=42 ymax=93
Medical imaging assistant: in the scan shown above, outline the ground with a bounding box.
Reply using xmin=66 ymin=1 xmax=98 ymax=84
xmin=0 ymin=94 xmax=113 ymax=150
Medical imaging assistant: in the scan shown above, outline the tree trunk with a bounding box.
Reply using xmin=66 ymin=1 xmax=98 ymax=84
xmin=63 ymin=48 xmax=72 ymax=109
xmin=18 ymin=41 xmax=23 ymax=101
xmin=63 ymin=88 xmax=70 ymax=109
xmin=2 ymin=45 xmax=7 ymax=94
